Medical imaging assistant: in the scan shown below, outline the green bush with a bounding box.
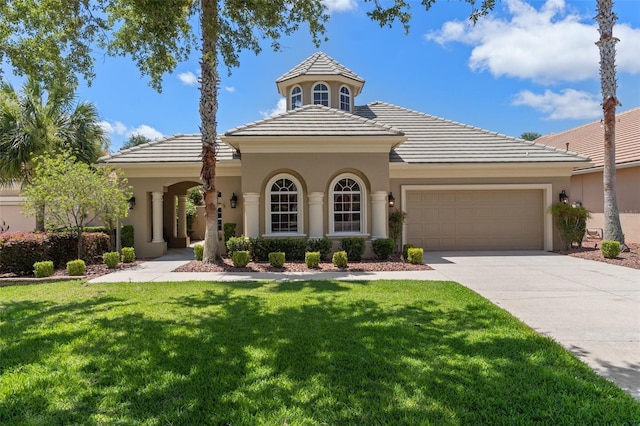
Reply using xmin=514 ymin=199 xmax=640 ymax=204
xmin=251 ymin=237 xmax=307 ymax=261
xmin=372 ymin=238 xmax=395 ymax=260
xmin=601 ymin=240 xmax=621 ymax=259
xmin=121 ymin=247 xmax=135 ymax=263
xmin=340 ymin=237 xmax=366 ymax=262
xmin=226 ymin=236 xmax=252 ymax=257
xmin=305 ymin=251 xmax=320 ymax=268
xmin=407 ymin=247 xmax=424 ymax=265
xmin=402 ymin=243 xmax=416 ymax=260
xmin=66 ymin=259 xmax=86 ymax=276
xmin=268 ymin=252 xmax=286 ymax=268
xmin=0 ymin=232 xmax=49 ymax=275
xmin=81 ymin=232 xmax=111 ymax=263
xmin=47 ymin=231 xmax=78 ymax=268
xmin=332 ymin=250 xmax=348 ymax=268
xmin=223 ymin=223 xmax=236 ymax=243
xmin=548 ymin=203 xmax=591 ymax=249
xmin=121 ymin=225 xmax=134 ymax=249
xmin=103 ymin=251 xmax=120 ymax=268
xmin=307 ymin=237 xmax=332 ymax=260
xmin=232 ymin=250 xmax=251 ymax=268
xmin=33 ymin=260 xmax=54 ymax=278
xmin=194 ymin=243 xmax=204 ymax=261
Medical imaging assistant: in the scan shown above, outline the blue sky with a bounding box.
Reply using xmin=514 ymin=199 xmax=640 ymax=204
xmin=19 ymin=0 xmax=640 ymax=152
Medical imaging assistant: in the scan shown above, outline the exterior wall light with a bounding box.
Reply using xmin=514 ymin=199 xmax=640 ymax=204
xmin=230 ymin=193 xmax=238 ymax=208
xmin=559 ymin=190 xmax=569 ymax=204
xmin=128 ymin=196 xmax=136 ymax=210
xmin=388 ymin=192 xmax=395 ymax=207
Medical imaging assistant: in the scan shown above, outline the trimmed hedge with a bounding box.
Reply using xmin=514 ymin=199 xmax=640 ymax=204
xmin=407 ymin=247 xmax=424 ymax=265
xmin=332 ymin=250 xmax=348 ymax=268
xmin=372 ymin=238 xmax=394 ymax=261
xmin=33 ymin=260 xmax=54 ymax=278
xmin=226 ymin=237 xmax=252 ymax=256
xmin=194 ymin=243 xmax=204 ymax=261
xmin=305 ymin=251 xmax=320 ymax=268
xmin=121 ymin=247 xmax=135 ymax=263
xmin=402 ymin=243 xmax=416 ymax=261
xmin=601 ymin=240 xmax=621 ymax=259
xmin=252 ymin=237 xmax=307 ymax=261
xmin=307 ymin=237 xmax=332 ymax=260
xmin=232 ymin=250 xmax=250 ymax=268
xmin=340 ymin=237 xmax=366 ymax=262
xmin=66 ymin=259 xmax=86 ymax=276
xmin=121 ymin=225 xmax=134 ymax=249
xmin=103 ymin=251 xmax=120 ymax=268
xmin=268 ymin=252 xmax=285 ymax=268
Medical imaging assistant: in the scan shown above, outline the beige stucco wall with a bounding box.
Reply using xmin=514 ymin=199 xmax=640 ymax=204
xmin=0 ymin=185 xmax=35 ymax=232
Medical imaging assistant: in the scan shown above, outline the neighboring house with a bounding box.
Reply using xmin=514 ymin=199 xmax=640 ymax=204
xmin=2 ymin=52 xmax=590 ymax=258
xmin=537 ymin=107 xmax=640 ymax=243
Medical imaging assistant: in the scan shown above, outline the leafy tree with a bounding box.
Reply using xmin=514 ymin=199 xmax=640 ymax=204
xmin=520 ymin=132 xmax=541 ymax=141
xmin=21 ymin=152 xmax=132 ymax=258
xmin=0 ymin=0 xmax=495 ymax=262
xmin=120 ymin=134 xmax=154 ymax=151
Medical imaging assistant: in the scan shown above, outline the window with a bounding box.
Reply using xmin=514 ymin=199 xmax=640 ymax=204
xmin=339 ymin=86 xmax=350 ymax=111
xmin=331 ymin=175 xmax=365 ymax=234
xmin=313 ymin=83 xmax=329 ymax=107
xmin=267 ymin=174 xmax=303 ymax=234
xmin=291 ymin=86 xmax=302 ymax=110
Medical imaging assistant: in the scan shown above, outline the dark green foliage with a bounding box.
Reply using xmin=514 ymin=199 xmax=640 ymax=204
xmin=332 ymin=250 xmax=348 ymax=268
xmin=223 ymin=223 xmax=236 ymax=243
xmin=33 ymin=260 xmax=54 ymax=278
xmin=388 ymin=210 xmax=406 ymax=253
xmin=305 ymin=251 xmax=320 ymax=268
xmin=403 ymin=243 xmax=416 ymax=260
xmin=340 ymin=237 xmax=366 ymax=261
xmin=307 ymin=237 xmax=332 ymax=260
xmin=121 ymin=247 xmax=135 ymax=263
xmin=601 ymin=240 xmax=621 ymax=259
xmin=268 ymin=252 xmax=286 ymax=268
xmin=194 ymin=243 xmax=204 ymax=261
xmin=81 ymin=232 xmax=111 ymax=263
xmin=121 ymin=225 xmax=135 ymax=249
xmin=66 ymin=259 xmax=86 ymax=276
xmin=103 ymin=252 xmax=120 ymax=269
xmin=372 ymin=238 xmax=395 ymax=260
xmin=251 ymin=238 xmax=307 ymax=261
xmin=45 ymin=231 xmax=78 ymax=268
xmin=226 ymin=237 xmax=252 ymax=256
xmin=232 ymin=251 xmax=250 ymax=268
xmin=408 ymin=247 xmax=424 ymax=265
xmin=548 ymin=203 xmax=591 ymax=249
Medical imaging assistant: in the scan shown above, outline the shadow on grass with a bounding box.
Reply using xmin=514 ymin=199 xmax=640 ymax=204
xmin=1 ymin=281 xmax=638 ymax=424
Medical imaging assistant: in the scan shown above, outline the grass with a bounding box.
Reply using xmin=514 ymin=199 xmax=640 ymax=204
xmin=1 ymin=280 xmax=638 ymax=425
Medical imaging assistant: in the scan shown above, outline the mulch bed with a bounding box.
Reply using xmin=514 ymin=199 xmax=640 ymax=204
xmin=554 ymin=241 xmax=640 ymax=270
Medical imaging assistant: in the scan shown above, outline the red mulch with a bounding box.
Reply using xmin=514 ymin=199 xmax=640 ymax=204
xmin=554 ymin=241 xmax=640 ymax=270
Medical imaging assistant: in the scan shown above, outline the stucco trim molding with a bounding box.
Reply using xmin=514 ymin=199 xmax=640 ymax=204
xmin=390 ymin=163 xmax=585 ymax=179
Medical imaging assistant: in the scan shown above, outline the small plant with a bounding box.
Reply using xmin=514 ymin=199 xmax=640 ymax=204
xmin=226 ymin=236 xmax=251 ymax=256
xmin=66 ymin=259 xmax=86 ymax=276
xmin=33 ymin=260 xmax=54 ymax=278
xmin=601 ymin=240 xmax=621 ymax=259
xmin=121 ymin=247 xmax=135 ymax=263
xmin=332 ymin=250 xmax=348 ymax=268
xmin=103 ymin=251 xmax=120 ymax=268
xmin=548 ymin=203 xmax=591 ymax=249
xmin=407 ymin=247 xmax=424 ymax=265
xmin=268 ymin=252 xmax=285 ymax=268
xmin=121 ymin=225 xmax=134 ymax=249
xmin=223 ymin=223 xmax=237 ymax=243
xmin=232 ymin=250 xmax=251 ymax=268
xmin=372 ymin=238 xmax=395 ymax=261
xmin=305 ymin=251 xmax=320 ymax=268
xmin=403 ymin=243 xmax=416 ymax=260
xmin=388 ymin=210 xmax=407 ymax=253
xmin=194 ymin=243 xmax=204 ymax=261
xmin=340 ymin=237 xmax=366 ymax=261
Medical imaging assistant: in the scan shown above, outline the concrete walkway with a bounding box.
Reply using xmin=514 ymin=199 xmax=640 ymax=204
xmin=90 ymin=249 xmax=640 ymax=399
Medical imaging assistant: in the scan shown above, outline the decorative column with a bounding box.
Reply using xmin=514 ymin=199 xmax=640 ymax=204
xmin=151 ymin=191 xmax=164 ymax=243
xmin=177 ymin=195 xmax=187 ymax=238
xmin=308 ymin=192 xmax=324 ymax=239
xmin=243 ymin=192 xmax=260 ymax=238
xmin=371 ymin=191 xmax=387 ymax=239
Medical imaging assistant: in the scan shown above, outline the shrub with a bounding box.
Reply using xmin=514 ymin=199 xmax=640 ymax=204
xmin=232 ymin=250 xmax=250 ymax=268
xmin=548 ymin=203 xmax=591 ymax=249
xmin=47 ymin=231 xmax=78 ymax=268
xmin=305 ymin=251 xmax=320 ymax=268
xmin=194 ymin=243 xmax=204 ymax=261
xmin=226 ymin=236 xmax=252 ymax=256
xmin=82 ymin=232 xmax=111 ymax=263
xmin=121 ymin=247 xmax=135 ymax=263
xmin=402 ymin=243 xmax=416 ymax=260
xmin=389 ymin=210 xmax=407 ymax=253
xmin=66 ymin=259 xmax=86 ymax=276
xmin=340 ymin=237 xmax=366 ymax=262
xmin=407 ymin=247 xmax=424 ymax=265
xmin=268 ymin=252 xmax=286 ymax=268
xmin=601 ymin=240 xmax=621 ymax=259
xmin=332 ymin=250 xmax=348 ymax=268
xmin=33 ymin=260 xmax=54 ymax=278
xmin=103 ymin=251 xmax=120 ymax=268
xmin=372 ymin=238 xmax=395 ymax=261
xmin=121 ymin=225 xmax=135 ymax=249
xmin=307 ymin=237 xmax=332 ymax=260
xmin=251 ymin=237 xmax=307 ymax=261
xmin=0 ymin=232 xmax=49 ymax=275
xmin=223 ymin=223 xmax=236 ymax=243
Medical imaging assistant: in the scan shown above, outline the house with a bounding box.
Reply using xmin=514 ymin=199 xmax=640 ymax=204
xmin=536 ymin=107 xmax=640 ymax=243
xmin=1 ymin=52 xmax=590 ymax=258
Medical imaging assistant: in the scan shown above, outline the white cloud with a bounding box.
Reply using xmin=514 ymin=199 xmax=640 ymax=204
xmin=99 ymin=120 xmax=127 ymax=135
xmin=178 ymin=71 xmax=198 ymax=85
xmin=323 ymin=0 xmax=357 ymax=13
xmin=224 ymin=86 xmax=236 ymax=93
xmin=259 ymin=98 xmax=287 ymax=118
xmin=512 ymin=89 xmax=601 ymax=120
xmin=425 ymin=0 xmax=640 ymax=84
xmin=127 ymin=125 xmax=164 ymax=140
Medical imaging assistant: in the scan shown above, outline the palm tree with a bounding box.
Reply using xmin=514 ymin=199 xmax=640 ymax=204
xmin=0 ymin=77 xmax=108 ymax=230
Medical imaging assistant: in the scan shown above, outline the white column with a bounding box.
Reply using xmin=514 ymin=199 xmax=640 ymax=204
xmin=243 ymin=192 xmax=260 ymax=238
xmin=308 ymin=192 xmax=324 ymax=239
xmin=170 ymin=196 xmax=177 ymax=238
xmin=371 ymin=191 xmax=387 ymax=239
xmin=152 ymin=191 xmax=164 ymax=243
xmin=177 ymin=195 xmax=187 ymax=238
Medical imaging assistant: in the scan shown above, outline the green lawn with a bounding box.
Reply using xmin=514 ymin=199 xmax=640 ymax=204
xmin=1 ymin=280 xmax=638 ymax=425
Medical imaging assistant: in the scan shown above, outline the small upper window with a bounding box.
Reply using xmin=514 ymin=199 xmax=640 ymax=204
xmin=291 ymin=86 xmax=302 ymax=110
xmin=339 ymin=86 xmax=351 ymax=111
xmin=313 ymin=83 xmax=329 ymax=107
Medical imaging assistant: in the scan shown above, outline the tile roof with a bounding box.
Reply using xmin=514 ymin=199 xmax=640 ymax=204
xmin=99 ymin=134 xmax=237 ymax=164
xmin=276 ymin=52 xmax=364 ymax=85
xmin=535 ymin=107 xmax=640 ymax=170
xmin=224 ymin=104 xmax=404 ymax=137
xmin=354 ymin=102 xmax=590 ymax=164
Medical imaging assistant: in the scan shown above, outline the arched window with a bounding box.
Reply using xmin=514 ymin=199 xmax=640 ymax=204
xmin=290 ymin=86 xmax=302 ymax=110
xmin=313 ymin=83 xmax=329 ymax=107
xmin=330 ymin=175 xmax=365 ymax=234
xmin=266 ymin=174 xmax=303 ymax=235
xmin=339 ymin=86 xmax=351 ymax=111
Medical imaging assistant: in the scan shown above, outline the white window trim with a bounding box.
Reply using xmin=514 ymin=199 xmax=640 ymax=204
xmin=290 ymin=85 xmax=303 ymax=110
xmin=264 ymin=173 xmax=305 ymax=236
xmin=339 ymin=85 xmax=351 ymax=111
xmin=312 ymin=81 xmax=330 ymax=107
xmin=328 ymin=174 xmax=367 ymax=236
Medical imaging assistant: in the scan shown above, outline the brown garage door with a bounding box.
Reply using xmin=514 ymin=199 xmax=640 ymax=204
xmin=405 ymin=189 xmax=544 ymax=251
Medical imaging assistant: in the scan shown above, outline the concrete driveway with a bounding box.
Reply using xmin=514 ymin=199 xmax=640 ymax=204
xmin=423 ymin=250 xmax=640 ymax=400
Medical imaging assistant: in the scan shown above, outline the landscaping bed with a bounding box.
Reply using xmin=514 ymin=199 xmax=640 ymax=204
xmin=556 ymin=241 xmax=640 ymax=270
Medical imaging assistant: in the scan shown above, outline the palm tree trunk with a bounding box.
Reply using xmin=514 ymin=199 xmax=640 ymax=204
xmin=596 ymin=0 xmax=625 ymax=246
xmin=199 ymin=0 xmax=221 ymax=263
